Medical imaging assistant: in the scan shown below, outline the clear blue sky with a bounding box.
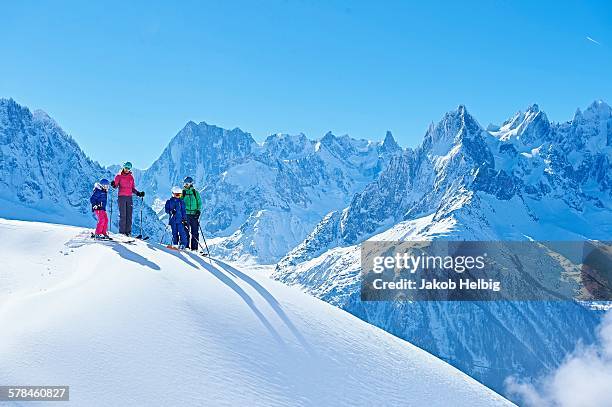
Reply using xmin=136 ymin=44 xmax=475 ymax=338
xmin=1 ymin=0 xmax=611 ymax=168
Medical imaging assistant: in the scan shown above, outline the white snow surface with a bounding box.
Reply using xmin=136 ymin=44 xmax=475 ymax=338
xmin=0 ymin=219 xmax=511 ymax=407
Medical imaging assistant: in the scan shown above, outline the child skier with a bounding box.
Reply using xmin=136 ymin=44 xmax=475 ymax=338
xmin=165 ymin=186 xmax=188 ymax=249
xmin=90 ymin=178 xmax=111 ymax=239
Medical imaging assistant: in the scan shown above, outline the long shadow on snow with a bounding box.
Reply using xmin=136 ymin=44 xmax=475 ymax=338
xmin=109 ymin=242 xmax=161 ymax=271
xmin=156 ymin=246 xmax=199 ymax=269
xmin=186 ymin=254 xmax=285 ymax=347
xmin=206 ymin=257 xmax=311 ymax=354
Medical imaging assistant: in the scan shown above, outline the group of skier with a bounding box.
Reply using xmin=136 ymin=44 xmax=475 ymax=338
xmin=89 ymin=161 xmax=203 ymax=252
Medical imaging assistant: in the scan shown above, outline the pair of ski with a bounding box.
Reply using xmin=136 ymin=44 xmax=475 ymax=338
xmin=91 ymin=233 xmax=149 ymax=245
xmin=165 ymin=244 xmax=210 ymax=258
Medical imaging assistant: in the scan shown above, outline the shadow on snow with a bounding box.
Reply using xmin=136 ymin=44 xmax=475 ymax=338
xmin=109 ymin=242 xmax=161 ymax=271
xmin=187 ymin=254 xmax=312 ymax=354
xmin=186 ymin=253 xmax=287 ymax=347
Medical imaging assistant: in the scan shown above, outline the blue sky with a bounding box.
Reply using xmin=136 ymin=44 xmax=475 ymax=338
xmin=1 ymin=0 xmax=611 ymax=168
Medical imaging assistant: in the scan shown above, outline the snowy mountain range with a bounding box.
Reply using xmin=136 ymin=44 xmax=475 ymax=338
xmin=139 ymin=121 xmax=401 ymax=263
xmin=273 ymin=101 xmax=612 ymax=397
xmin=1 ymin=96 xmax=610 ymax=403
xmin=277 ymin=102 xmax=610 ymax=268
xmin=0 ymin=219 xmax=512 ymax=406
xmin=0 ymin=99 xmax=165 ymax=239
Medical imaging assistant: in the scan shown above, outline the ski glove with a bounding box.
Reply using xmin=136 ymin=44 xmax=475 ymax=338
xmin=137 ymin=191 xmax=145 ymax=198
xmin=171 ymin=209 xmax=176 ymax=216
xmin=195 ymin=210 xmax=201 ymax=218
xmin=111 ymin=181 xmax=117 ymax=188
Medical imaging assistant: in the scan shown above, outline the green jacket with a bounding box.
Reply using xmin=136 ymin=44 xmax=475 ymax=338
xmin=182 ymin=186 xmax=202 ymax=215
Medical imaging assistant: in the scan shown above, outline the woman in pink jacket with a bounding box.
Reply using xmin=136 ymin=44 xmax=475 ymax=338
xmin=111 ymin=162 xmax=145 ymax=236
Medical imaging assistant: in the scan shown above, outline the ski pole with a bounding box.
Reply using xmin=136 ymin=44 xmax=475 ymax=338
xmin=108 ymin=188 xmax=115 ymax=232
xmin=188 ymin=220 xmax=208 ymax=257
xmin=198 ymin=224 xmax=211 ymax=257
xmin=185 ymin=219 xmax=193 ymax=249
xmin=109 ymin=188 xmax=114 ymax=233
xmin=139 ymin=196 xmax=144 ymax=238
xmin=160 ymin=224 xmax=169 ymax=245
xmin=194 ymin=232 xmax=209 ymax=257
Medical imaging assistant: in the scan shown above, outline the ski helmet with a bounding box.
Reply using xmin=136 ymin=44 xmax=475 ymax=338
xmin=183 ymin=176 xmax=194 ymax=186
xmin=171 ymin=186 xmax=182 ymax=195
xmin=99 ymin=178 xmax=110 ymax=189
xmin=123 ymin=161 xmax=133 ymax=170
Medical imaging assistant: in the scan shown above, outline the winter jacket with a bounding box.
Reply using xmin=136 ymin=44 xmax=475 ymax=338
xmin=182 ymin=186 xmax=202 ymax=215
xmin=113 ymin=171 xmax=139 ymax=197
xmin=165 ymin=197 xmax=187 ymax=224
xmin=90 ymin=186 xmax=108 ymax=211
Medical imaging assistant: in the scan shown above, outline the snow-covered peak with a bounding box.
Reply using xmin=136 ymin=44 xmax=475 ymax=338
xmin=261 ymin=132 xmax=314 ymax=160
xmin=558 ymin=100 xmax=612 ymax=152
xmin=0 ymin=97 xmax=25 ymax=112
xmin=568 ymin=100 xmax=611 ymax=127
xmin=319 ymin=131 xmax=371 ymax=154
xmin=422 ymin=104 xmax=483 ymax=156
xmin=583 ymin=99 xmax=612 ymax=120
xmin=381 ymin=130 xmax=401 ymax=153
xmin=171 ymin=120 xmax=255 ymax=149
xmin=491 ymin=104 xmax=550 ymax=144
xmin=0 ymin=98 xmax=34 ymax=131
xmin=140 ymin=120 xmax=257 ymax=200
xmin=31 ymin=108 xmax=53 ymax=122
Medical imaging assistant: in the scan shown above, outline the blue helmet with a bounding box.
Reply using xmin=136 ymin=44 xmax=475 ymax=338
xmin=123 ymin=162 xmax=133 ymax=170
xmin=183 ymin=176 xmax=194 ymax=185
xmin=100 ymin=178 xmax=110 ymax=186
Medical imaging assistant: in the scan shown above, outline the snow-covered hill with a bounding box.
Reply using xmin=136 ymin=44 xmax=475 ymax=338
xmin=140 ymin=122 xmax=401 ymax=263
xmin=0 ymin=218 xmax=512 ymax=406
xmin=0 ymin=98 xmax=165 ymax=239
xmin=273 ymin=101 xmax=611 ymax=398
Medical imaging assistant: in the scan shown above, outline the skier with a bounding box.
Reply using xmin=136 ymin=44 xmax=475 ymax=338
xmin=181 ymin=176 xmax=202 ymax=251
xmin=111 ymin=162 xmax=145 ymax=236
xmin=90 ymin=178 xmax=111 ymax=239
xmin=165 ymin=186 xmax=188 ymax=249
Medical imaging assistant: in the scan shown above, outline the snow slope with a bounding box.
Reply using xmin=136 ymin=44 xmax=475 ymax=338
xmin=0 ymin=218 xmax=511 ymax=407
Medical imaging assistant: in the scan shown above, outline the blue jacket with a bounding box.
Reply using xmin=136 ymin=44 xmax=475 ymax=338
xmin=90 ymin=187 xmax=108 ymax=211
xmin=165 ymin=197 xmax=186 ymax=224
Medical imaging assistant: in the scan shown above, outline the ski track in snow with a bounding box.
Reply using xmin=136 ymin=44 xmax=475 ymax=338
xmin=0 ymin=219 xmax=512 ymax=406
